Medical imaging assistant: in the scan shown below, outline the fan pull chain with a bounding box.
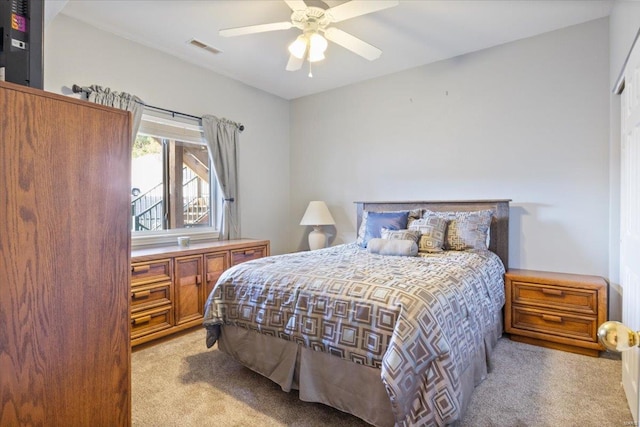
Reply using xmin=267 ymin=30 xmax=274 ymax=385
xmin=308 ymin=60 xmax=313 ymax=78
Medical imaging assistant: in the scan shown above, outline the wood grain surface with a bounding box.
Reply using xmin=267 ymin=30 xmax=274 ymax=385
xmin=0 ymin=81 xmax=132 ymax=426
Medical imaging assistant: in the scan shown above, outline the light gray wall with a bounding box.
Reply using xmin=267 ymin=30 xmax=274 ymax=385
xmin=291 ymin=19 xmax=610 ymax=279
xmin=610 ymin=1 xmax=640 ymax=85
xmin=44 ymin=15 xmax=291 ymax=255
xmin=608 ymin=0 xmax=640 ymax=320
xmin=44 ymin=13 xmax=622 ymax=318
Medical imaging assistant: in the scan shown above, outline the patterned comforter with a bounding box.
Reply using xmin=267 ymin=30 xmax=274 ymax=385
xmin=203 ymin=243 xmax=505 ymax=426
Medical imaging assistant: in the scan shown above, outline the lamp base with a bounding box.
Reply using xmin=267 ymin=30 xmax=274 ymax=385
xmin=308 ymin=226 xmax=327 ymax=250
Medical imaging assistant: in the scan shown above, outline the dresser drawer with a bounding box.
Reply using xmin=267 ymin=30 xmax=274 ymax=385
xmin=231 ymin=245 xmax=267 ymax=266
xmin=131 ymin=259 xmax=172 ymax=285
xmin=131 ymin=281 xmax=172 ymax=313
xmin=511 ymin=280 xmax=598 ymax=315
xmin=131 ymin=305 xmax=173 ymax=340
xmin=511 ymin=305 xmax=597 ymax=342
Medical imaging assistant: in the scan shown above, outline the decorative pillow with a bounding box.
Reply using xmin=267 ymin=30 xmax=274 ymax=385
xmin=408 ymin=216 xmax=447 ymax=253
xmin=359 ymin=211 xmax=410 ymax=248
xmin=406 ymin=209 xmax=422 ymax=228
xmin=366 ymin=238 xmax=418 ymax=257
xmin=380 ymin=228 xmax=420 ymax=244
xmin=356 ymin=209 xmax=420 ymax=247
xmin=424 ymin=209 xmax=493 ymax=250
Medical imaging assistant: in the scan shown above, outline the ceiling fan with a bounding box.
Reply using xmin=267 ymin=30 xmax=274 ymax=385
xmin=219 ymin=0 xmax=399 ymax=74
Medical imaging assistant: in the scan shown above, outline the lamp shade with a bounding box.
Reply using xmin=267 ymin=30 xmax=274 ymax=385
xmin=300 ymin=201 xmax=335 ymax=226
xmin=308 ymin=33 xmax=328 ymax=62
xmin=288 ymin=34 xmax=307 ymax=59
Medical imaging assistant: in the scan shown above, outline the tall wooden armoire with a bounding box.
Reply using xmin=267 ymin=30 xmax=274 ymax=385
xmin=0 ymin=81 xmax=132 ymax=426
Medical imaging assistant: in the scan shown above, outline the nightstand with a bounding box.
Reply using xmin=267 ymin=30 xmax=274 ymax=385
xmin=505 ymin=269 xmax=608 ymax=357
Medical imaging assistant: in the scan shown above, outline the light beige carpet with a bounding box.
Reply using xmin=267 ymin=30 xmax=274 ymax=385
xmin=132 ymin=328 xmax=632 ymax=426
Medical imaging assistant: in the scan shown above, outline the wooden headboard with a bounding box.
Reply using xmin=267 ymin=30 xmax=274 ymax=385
xmin=354 ymin=199 xmax=511 ymax=269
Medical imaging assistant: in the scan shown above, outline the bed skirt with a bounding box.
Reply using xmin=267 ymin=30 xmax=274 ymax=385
xmin=217 ymin=317 xmax=503 ymax=427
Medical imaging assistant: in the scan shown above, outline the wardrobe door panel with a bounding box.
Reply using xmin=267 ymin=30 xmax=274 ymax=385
xmin=0 ymin=82 xmax=131 ymax=426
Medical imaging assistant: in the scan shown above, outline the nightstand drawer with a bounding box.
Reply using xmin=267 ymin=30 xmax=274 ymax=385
xmin=231 ymin=245 xmax=267 ymax=266
xmin=511 ymin=281 xmax=598 ymax=315
xmin=511 ymin=306 xmax=597 ymax=342
xmin=131 ymin=281 xmax=172 ymax=313
xmin=131 ymin=259 xmax=172 ymax=285
xmin=505 ymin=269 xmax=607 ymax=357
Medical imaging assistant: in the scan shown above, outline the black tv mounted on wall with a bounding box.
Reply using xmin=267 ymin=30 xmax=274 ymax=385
xmin=0 ymin=0 xmax=43 ymax=89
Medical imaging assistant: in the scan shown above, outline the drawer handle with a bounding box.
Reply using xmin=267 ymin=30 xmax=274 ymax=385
xmin=541 ymin=289 xmax=564 ymax=296
xmin=243 ymin=250 xmax=255 ymax=255
xmin=541 ymin=314 xmax=563 ymax=323
xmin=132 ymin=315 xmax=151 ymax=325
xmin=132 ymin=290 xmax=151 ymax=299
xmin=132 ymin=265 xmax=150 ymax=273
xmin=207 ymin=272 xmax=219 ymax=282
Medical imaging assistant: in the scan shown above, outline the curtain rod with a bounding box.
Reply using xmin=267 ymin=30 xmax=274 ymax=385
xmin=71 ymin=84 xmax=244 ymax=132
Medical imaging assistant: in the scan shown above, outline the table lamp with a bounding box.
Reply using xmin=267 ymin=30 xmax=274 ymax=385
xmin=300 ymin=201 xmax=335 ymax=250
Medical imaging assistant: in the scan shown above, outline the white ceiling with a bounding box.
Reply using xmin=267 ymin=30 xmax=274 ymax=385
xmin=50 ymin=0 xmax=614 ymax=100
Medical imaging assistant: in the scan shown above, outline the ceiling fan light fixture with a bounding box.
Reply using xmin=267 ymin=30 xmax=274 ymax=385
xmin=309 ymin=32 xmax=327 ymax=53
xmin=307 ymin=49 xmax=325 ymax=62
xmin=307 ymin=32 xmax=327 ymax=62
xmin=222 ymin=0 xmax=399 ymax=73
xmin=288 ymin=35 xmax=308 ymax=59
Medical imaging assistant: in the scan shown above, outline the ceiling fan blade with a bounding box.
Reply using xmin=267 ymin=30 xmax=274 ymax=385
xmin=326 ymin=0 xmax=399 ymax=23
xmin=219 ymin=21 xmax=293 ymax=37
xmin=286 ymin=54 xmax=304 ymax=71
xmin=324 ymin=27 xmax=382 ymax=61
xmin=284 ymin=0 xmax=307 ymax=11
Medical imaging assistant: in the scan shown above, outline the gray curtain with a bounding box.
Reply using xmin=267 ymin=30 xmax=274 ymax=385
xmin=86 ymin=85 xmax=144 ymax=143
xmin=202 ymin=115 xmax=241 ymax=240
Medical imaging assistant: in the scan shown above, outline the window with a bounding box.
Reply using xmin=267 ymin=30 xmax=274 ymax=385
xmin=131 ymin=112 xmax=219 ymax=246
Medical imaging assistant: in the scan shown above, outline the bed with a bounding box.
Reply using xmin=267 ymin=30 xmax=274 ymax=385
xmin=203 ymin=200 xmax=510 ymax=426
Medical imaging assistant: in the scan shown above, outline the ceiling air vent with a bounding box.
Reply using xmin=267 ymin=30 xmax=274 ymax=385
xmin=188 ymin=38 xmax=222 ymax=55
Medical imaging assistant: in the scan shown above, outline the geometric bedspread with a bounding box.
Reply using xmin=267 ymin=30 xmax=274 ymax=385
xmin=203 ymin=243 xmax=505 ymax=426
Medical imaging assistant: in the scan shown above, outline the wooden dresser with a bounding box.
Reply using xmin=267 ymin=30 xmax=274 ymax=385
xmin=0 ymin=82 xmax=131 ymax=425
xmin=505 ymin=269 xmax=608 ymax=357
xmin=131 ymin=238 xmax=270 ymax=346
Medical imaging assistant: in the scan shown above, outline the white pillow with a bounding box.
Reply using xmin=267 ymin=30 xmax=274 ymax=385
xmin=366 ymin=238 xmax=418 ymax=257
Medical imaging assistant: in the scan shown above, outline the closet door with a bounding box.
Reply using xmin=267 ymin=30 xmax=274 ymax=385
xmin=621 ymin=38 xmax=640 ymax=424
xmin=0 ymin=82 xmax=132 ymax=426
